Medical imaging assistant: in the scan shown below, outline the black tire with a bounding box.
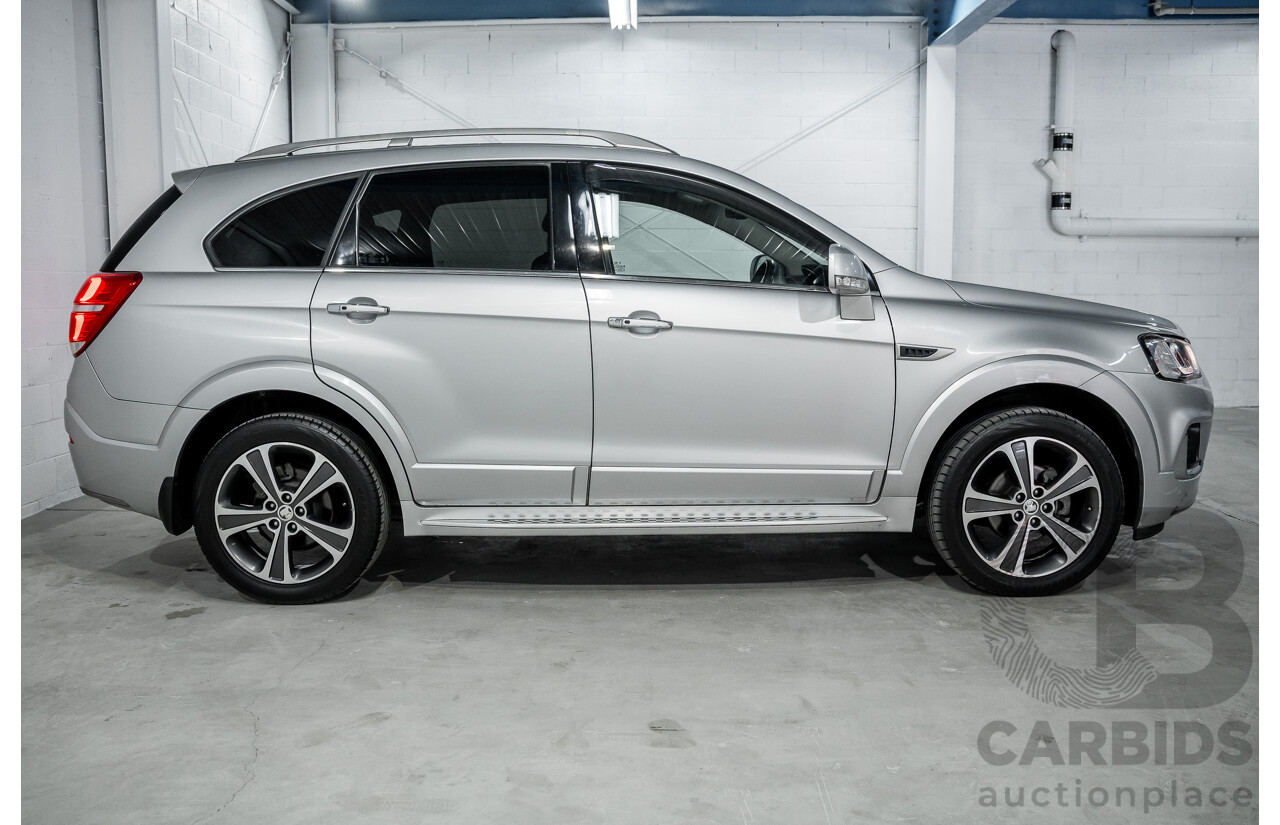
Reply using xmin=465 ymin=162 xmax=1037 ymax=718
xmin=927 ymin=407 xmax=1123 ymax=596
xmin=193 ymin=413 xmax=389 ymax=604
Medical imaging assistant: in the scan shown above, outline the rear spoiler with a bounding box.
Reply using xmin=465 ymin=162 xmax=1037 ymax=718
xmin=172 ymin=166 xmax=206 ymax=193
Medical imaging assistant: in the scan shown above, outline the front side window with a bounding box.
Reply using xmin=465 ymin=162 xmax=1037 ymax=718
xmin=348 ymin=165 xmax=551 ymax=270
xmin=207 ymin=178 xmax=356 ymax=268
xmin=586 ymin=165 xmax=830 ymax=287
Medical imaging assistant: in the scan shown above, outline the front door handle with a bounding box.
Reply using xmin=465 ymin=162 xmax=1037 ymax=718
xmin=327 ymin=298 xmax=390 ymax=323
xmin=607 ymin=313 xmax=673 ymax=334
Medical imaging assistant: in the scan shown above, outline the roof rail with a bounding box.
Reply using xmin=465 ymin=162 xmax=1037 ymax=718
xmin=237 ymin=128 xmax=676 ymax=162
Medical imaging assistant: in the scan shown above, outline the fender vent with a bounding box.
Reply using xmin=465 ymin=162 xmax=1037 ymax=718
xmin=899 ymin=346 xmax=938 ymax=359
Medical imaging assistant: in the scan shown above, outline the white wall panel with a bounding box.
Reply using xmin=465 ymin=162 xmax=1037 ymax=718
xmin=22 ymin=0 xmax=111 ymax=515
xmin=169 ymin=0 xmax=290 ymax=168
xmin=333 ymin=18 xmax=1255 ymax=404
xmin=333 ymin=20 xmax=924 ymax=266
xmin=955 ymin=22 xmax=1257 ymax=405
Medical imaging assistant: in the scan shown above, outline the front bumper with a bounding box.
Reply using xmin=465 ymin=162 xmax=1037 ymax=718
xmin=1113 ymin=370 xmax=1214 ymax=528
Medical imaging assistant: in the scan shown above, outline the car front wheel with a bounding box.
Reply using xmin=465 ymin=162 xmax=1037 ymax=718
xmin=193 ymin=413 xmax=389 ymax=604
xmin=927 ymin=407 xmax=1123 ymax=596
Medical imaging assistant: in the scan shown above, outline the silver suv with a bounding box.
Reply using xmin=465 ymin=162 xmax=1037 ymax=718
xmin=64 ymin=128 xmax=1212 ymax=604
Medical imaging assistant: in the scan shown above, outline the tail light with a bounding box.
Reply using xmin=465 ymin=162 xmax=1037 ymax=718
xmin=69 ymin=272 xmax=142 ymax=357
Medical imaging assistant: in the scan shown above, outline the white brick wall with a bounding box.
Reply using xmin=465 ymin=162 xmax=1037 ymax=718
xmin=22 ymin=0 xmax=292 ymax=518
xmin=955 ymin=22 xmax=1258 ymax=406
xmin=334 ymin=21 xmax=924 ymax=265
xmin=16 ymin=13 xmax=1258 ymax=521
xmin=334 ymin=18 xmax=1256 ymax=406
xmin=21 ymin=0 xmax=110 ymax=516
xmin=170 ymin=0 xmax=290 ymax=168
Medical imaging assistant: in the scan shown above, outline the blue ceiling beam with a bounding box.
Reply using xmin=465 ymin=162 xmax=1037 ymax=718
xmin=294 ymin=1 xmax=925 ymax=25
xmin=929 ymin=0 xmax=1018 ymax=44
xmin=999 ymin=0 xmax=1257 ymax=19
xmin=291 ymin=0 xmax=1258 ymax=25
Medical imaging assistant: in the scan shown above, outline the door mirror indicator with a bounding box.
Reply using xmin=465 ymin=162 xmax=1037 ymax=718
xmin=829 ymin=244 xmax=874 ymax=320
xmin=829 ymin=245 xmax=870 ymax=295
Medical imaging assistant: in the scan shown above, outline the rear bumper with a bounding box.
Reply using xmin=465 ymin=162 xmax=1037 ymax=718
xmin=65 ymin=404 xmax=167 ymax=518
xmin=64 ymin=357 xmax=201 ymax=521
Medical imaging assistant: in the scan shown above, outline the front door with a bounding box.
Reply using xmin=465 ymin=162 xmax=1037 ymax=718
xmin=578 ymin=164 xmax=896 ymax=505
xmin=311 ymin=163 xmax=593 ymax=506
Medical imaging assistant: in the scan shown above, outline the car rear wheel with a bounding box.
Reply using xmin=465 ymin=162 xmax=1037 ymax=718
xmin=193 ymin=413 xmax=389 ymax=604
xmin=927 ymin=407 xmax=1123 ymax=596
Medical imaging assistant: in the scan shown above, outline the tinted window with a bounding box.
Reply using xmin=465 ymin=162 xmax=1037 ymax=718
xmin=208 ymin=179 xmax=356 ymax=268
xmin=352 ymin=166 xmax=550 ymax=270
xmin=586 ymin=165 xmax=830 ymax=287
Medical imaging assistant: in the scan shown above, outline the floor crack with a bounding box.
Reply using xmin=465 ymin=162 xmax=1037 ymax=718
xmin=1197 ymin=499 xmax=1258 ymax=526
xmin=191 ymin=622 xmax=345 ymax=824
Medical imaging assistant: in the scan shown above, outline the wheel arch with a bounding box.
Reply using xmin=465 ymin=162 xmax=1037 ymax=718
xmin=167 ymin=386 xmax=411 ymax=535
xmin=911 ymin=383 xmax=1143 ymax=527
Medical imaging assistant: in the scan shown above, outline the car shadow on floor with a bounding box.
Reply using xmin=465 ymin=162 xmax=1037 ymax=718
xmin=357 ymin=529 xmax=960 ymax=593
xmin=122 ymin=528 xmax=961 ymax=602
xmin=84 ymin=506 xmax=1250 ymax=603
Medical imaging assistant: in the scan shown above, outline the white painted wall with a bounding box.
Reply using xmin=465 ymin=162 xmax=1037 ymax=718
xmin=333 ymin=20 xmax=924 ymax=266
xmin=22 ymin=0 xmax=292 ymax=517
xmin=955 ymin=22 xmax=1258 ymax=406
xmin=21 ymin=13 xmax=1258 ymax=517
xmin=22 ymin=0 xmax=111 ymax=515
xmin=332 ymin=17 xmax=1257 ymax=406
xmin=169 ymin=0 xmax=291 ymax=168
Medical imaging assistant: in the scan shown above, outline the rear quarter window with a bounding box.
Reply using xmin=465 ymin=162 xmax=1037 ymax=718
xmin=207 ymin=178 xmax=358 ymax=268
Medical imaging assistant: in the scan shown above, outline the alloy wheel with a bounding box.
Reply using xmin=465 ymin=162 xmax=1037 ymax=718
xmin=960 ymin=436 xmax=1102 ymax=578
xmin=213 ymin=442 xmax=355 ymax=585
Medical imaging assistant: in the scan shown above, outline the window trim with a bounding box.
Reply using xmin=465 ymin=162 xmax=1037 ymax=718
xmin=323 ymin=266 xmax=580 ymax=281
xmin=203 ymin=173 xmax=366 ymax=271
xmin=579 ymin=271 xmax=831 ymax=293
xmin=332 ymin=160 xmax=565 ymax=275
xmin=575 ymin=162 xmax=835 ymax=294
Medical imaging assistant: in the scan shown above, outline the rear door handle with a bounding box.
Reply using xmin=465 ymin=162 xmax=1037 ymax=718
xmin=327 ymin=298 xmax=390 ymax=321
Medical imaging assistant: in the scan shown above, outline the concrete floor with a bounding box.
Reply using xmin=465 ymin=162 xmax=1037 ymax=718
xmin=23 ymin=409 xmax=1257 ymax=824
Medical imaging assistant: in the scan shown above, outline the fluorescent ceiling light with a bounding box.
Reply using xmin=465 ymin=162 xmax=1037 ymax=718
xmin=608 ymin=0 xmax=637 ymax=29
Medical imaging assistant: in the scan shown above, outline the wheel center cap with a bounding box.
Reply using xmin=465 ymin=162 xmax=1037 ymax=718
xmin=1023 ymin=500 xmax=1040 ymax=515
xmin=278 ymin=504 xmax=294 ymax=521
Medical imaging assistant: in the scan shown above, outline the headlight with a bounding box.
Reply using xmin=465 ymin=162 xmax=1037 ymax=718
xmin=1140 ymin=334 xmax=1201 ymax=381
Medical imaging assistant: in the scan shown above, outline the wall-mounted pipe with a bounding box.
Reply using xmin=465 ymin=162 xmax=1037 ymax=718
xmin=1036 ymin=29 xmax=1258 ymax=239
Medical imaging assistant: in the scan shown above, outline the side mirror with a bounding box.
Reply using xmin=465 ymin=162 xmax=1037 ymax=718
xmin=828 ymin=244 xmax=874 ymax=320
xmin=749 ymin=254 xmax=782 ymax=284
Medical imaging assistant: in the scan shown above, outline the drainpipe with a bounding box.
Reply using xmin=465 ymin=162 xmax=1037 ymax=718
xmin=1036 ymin=29 xmax=1258 ymax=239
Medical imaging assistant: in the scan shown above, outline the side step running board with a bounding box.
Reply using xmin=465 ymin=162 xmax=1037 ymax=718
xmin=401 ymin=500 xmax=919 ymax=537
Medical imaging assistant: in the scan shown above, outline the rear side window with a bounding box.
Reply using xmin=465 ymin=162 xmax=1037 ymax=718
xmin=345 ymin=165 xmax=550 ymax=270
xmin=207 ymin=178 xmax=357 ymax=268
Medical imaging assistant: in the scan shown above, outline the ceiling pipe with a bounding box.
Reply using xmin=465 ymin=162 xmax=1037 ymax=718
xmin=1036 ymin=29 xmax=1257 ymax=238
xmin=1150 ymin=2 xmax=1259 ymax=16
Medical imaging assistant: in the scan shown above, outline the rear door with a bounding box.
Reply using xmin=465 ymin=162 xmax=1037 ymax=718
xmin=577 ymin=163 xmax=896 ymax=505
xmin=311 ymin=163 xmax=593 ymax=506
